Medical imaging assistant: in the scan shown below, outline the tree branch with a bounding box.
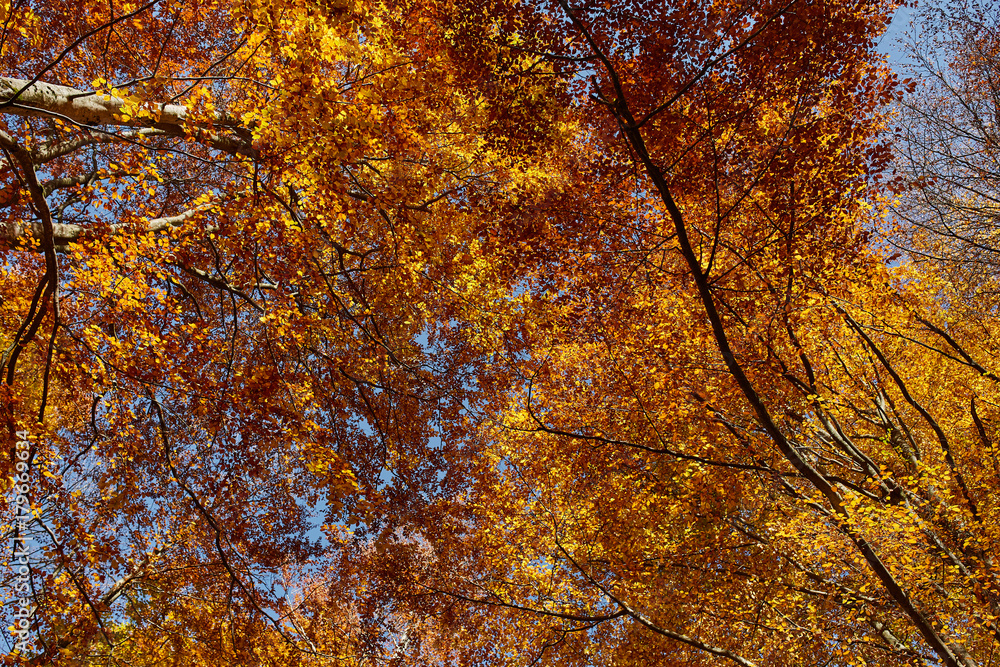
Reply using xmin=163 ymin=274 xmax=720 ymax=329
xmin=0 ymin=77 xmax=255 ymax=157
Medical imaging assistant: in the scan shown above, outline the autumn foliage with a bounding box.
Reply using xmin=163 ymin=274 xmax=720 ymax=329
xmin=0 ymin=0 xmax=998 ymax=665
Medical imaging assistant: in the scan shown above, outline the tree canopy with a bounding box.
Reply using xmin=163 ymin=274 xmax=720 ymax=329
xmin=2 ymin=0 xmax=999 ymax=665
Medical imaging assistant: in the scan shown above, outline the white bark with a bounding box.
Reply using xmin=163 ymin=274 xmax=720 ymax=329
xmin=0 ymin=77 xmax=253 ymax=156
xmin=2 ymin=203 xmax=214 ymax=248
xmin=1 ymin=77 xmax=233 ymax=127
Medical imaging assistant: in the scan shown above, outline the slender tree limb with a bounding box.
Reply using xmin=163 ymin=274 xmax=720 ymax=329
xmin=843 ymin=310 xmax=981 ymax=524
xmin=31 ymin=128 xmax=166 ymax=165
xmin=556 ymin=541 xmax=759 ymax=667
xmin=0 ymin=130 xmax=59 ymax=398
xmin=915 ymin=315 xmax=1000 ymax=382
xmin=2 ymin=201 xmax=215 ymax=248
xmin=177 ymin=264 xmax=264 ymax=313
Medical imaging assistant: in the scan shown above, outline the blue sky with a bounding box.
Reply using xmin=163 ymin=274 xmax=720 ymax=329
xmin=879 ymin=2 xmax=918 ymax=69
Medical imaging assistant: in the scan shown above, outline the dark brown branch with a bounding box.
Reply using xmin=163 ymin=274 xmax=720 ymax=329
xmin=843 ymin=310 xmax=981 ymax=524
xmin=557 ymin=3 xmax=970 ymax=662
xmin=555 ymin=541 xmax=759 ymax=667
